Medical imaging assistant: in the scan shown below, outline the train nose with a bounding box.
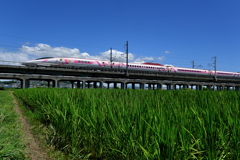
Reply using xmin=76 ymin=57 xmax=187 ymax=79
xmin=21 ymin=61 xmax=38 ymax=66
xmin=21 ymin=62 xmax=27 ymax=66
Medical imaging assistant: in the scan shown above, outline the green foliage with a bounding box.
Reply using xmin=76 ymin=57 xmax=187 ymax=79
xmin=14 ymin=88 xmax=240 ymax=159
xmin=0 ymin=91 xmax=26 ymax=159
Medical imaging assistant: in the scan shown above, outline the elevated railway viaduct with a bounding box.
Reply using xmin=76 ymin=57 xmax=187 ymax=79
xmin=1 ymin=64 xmax=240 ymax=90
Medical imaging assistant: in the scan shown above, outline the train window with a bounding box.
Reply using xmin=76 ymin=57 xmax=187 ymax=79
xmin=36 ymin=57 xmax=54 ymax=60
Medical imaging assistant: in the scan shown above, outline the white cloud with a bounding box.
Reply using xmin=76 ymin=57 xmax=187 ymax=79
xmin=21 ymin=43 xmax=81 ymax=58
xmin=20 ymin=44 xmax=136 ymax=62
xmin=165 ymin=51 xmax=170 ymax=54
xmin=0 ymin=51 xmax=29 ymax=65
xmin=134 ymin=56 xmax=165 ymax=63
xmin=98 ymin=50 xmax=135 ymax=62
xmin=134 ymin=57 xmax=153 ymax=63
xmin=143 ymin=57 xmax=154 ymax=61
xmin=0 ymin=43 xmax=166 ymax=65
xmin=158 ymin=56 xmax=165 ymax=61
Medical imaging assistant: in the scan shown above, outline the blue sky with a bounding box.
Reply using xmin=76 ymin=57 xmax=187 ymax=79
xmin=0 ymin=0 xmax=240 ymax=72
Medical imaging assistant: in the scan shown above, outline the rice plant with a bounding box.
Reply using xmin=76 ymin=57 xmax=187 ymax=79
xmin=14 ymin=88 xmax=240 ymax=159
xmin=0 ymin=91 xmax=26 ymax=159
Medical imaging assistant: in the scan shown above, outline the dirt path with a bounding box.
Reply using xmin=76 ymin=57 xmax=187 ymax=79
xmin=10 ymin=91 xmax=51 ymax=160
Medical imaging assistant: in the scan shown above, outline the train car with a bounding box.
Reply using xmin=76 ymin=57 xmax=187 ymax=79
xmin=21 ymin=57 xmax=166 ymax=71
xmin=21 ymin=57 xmax=240 ymax=78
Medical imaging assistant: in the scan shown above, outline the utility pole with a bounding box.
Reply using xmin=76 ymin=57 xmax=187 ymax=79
xmin=192 ymin=61 xmax=202 ymax=69
xmin=213 ymin=56 xmax=217 ymax=81
xmin=110 ymin=48 xmax=113 ymax=69
xmin=125 ymin=41 xmax=129 ymax=76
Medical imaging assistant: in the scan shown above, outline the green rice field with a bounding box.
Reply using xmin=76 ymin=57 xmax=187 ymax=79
xmin=14 ymin=88 xmax=240 ymax=159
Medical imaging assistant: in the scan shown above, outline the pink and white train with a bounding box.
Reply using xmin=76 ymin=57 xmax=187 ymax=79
xmin=21 ymin=57 xmax=240 ymax=78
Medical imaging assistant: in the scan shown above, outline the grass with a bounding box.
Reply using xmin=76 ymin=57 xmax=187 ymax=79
xmin=14 ymin=88 xmax=240 ymax=159
xmin=0 ymin=91 xmax=26 ymax=159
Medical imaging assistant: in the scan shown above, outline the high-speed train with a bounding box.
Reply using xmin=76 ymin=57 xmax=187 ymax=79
xmin=21 ymin=57 xmax=240 ymax=78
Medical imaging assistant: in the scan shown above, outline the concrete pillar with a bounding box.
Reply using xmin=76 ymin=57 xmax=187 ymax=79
xmin=52 ymin=79 xmax=59 ymax=88
xmin=121 ymin=82 xmax=127 ymax=89
xmin=77 ymin=81 xmax=81 ymax=88
xmin=121 ymin=83 xmax=124 ymax=89
xmin=226 ymin=86 xmax=229 ymax=91
xmin=140 ymin=83 xmax=145 ymax=89
xmin=212 ymin=85 xmax=216 ymax=91
xmin=71 ymin=81 xmax=74 ymax=88
xmin=152 ymin=84 xmax=155 ymax=89
xmin=178 ymin=85 xmax=182 ymax=90
xmin=25 ymin=79 xmax=30 ymax=88
xmin=196 ymin=85 xmax=202 ymax=90
xmin=183 ymin=84 xmax=189 ymax=89
xmin=94 ymin=82 xmax=97 ymax=88
xmin=99 ymin=81 xmax=103 ymax=88
xmin=132 ymin=83 xmax=135 ymax=89
xmin=235 ymin=86 xmax=240 ymax=91
xmin=157 ymin=84 xmax=162 ymax=89
xmin=217 ymin=86 xmax=224 ymax=91
xmin=114 ymin=83 xmax=117 ymax=89
xmin=148 ymin=84 xmax=152 ymax=90
xmin=87 ymin=82 xmax=91 ymax=88
xmin=167 ymin=84 xmax=172 ymax=90
xmin=172 ymin=84 xmax=177 ymax=90
xmin=82 ymin=81 xmax=86 ymax=89
xmin=207 ymin=85 xmax=211 ymax=90
xmin=221 ymin=86 xmax=225 ymax=91
xmin=21 ymin=79 xmax=24 ymax=89
xmin=47 ymin=80 xmax=50 ymax=87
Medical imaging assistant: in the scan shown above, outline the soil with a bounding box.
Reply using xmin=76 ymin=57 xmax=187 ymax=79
xmin=10 ymin=91 xmax=51 ymax=160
